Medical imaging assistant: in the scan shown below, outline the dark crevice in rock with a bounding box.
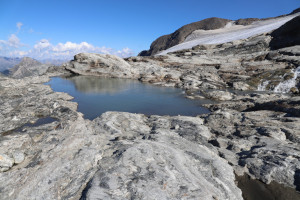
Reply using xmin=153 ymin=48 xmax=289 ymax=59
xmin=243 ymin=100 xmax=300 ymax=117
xmin=79 ymin=178 xmax=93 ymax=200
xmin=295 ymin=169 xmax=300 ymax=191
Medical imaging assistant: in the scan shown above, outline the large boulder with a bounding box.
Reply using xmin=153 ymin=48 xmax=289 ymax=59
xmin=65 ymin=53 xmax=135 ymax=78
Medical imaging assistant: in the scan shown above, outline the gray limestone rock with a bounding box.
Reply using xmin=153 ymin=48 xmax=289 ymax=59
xmin=203 ymin=90 xmax=234 ymax=101
xmin=82 ymin=112 xmax=243 ymax=200
xmin=65 ymin=53 xmax=135 ymax=78
xmin=12 ymin=151 xmax=25 ymax=164
xmin=0 ymin=154 xmax=14 ymax=172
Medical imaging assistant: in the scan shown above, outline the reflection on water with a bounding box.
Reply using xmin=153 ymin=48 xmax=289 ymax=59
xmin=47 ymin=76 xmax=212 ymax=120
xmin=66 ymin=75 xmax=133 ymax=94
xmin=236 ymin=174 xmax=300 ymax=200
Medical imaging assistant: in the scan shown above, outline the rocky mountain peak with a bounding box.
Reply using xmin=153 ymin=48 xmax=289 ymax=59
xmin=290 ymin=7 xmax=300 ymax=15
xmin=139 ymin=17 xmax=231 ymax=56
xmin=18 ymin=57 xmax=41 ymax=66
xmin=9 ymin=57 xmax=51 ymax=79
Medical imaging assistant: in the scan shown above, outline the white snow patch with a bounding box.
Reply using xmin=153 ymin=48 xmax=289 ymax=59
xmin=158 ymin=13 xmax=300 ymax=55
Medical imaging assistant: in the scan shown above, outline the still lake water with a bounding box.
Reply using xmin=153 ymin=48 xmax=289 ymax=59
xmin=46 ymin=76 xmax=212 ymax=120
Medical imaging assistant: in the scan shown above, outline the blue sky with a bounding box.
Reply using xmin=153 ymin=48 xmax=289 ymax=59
xmin=0 ymin=0 xmax=299 ymax=59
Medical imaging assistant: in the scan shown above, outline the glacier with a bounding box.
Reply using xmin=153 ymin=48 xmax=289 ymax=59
xmin=158 ymin=13 xmax=300 ymax=55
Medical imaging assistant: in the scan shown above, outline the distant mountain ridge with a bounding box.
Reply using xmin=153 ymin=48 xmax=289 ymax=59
xmin=0 ymin=56 xmax=67 ymax=75
xmin=9 ymin=57 xmax=51 ymax=79
xmin=139 ymin=7 xmax=300 ymax=56
xmin=0 ymin=57 xmax=22 ymax=73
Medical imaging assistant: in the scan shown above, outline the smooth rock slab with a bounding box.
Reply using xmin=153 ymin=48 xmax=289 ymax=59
xmin=81 ymin=112 xmax=243 ymax=200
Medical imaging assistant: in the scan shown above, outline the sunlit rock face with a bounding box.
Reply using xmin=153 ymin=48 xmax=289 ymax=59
xmin=65 ymin=53 xmax=136 ymax=78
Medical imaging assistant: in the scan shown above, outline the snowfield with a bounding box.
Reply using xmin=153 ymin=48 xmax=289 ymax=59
xmin=158 ymin=13 xmax=300 ymax=55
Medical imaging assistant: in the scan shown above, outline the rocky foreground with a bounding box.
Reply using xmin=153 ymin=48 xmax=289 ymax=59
xmin=1 ymin=13 xmax=300 ymax=200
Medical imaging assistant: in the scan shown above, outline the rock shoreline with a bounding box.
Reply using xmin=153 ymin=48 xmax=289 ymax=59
xmin=0 ymin=71 xmax=299 ymax=199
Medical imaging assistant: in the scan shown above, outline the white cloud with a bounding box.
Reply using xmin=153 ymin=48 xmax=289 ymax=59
xmin=16 ymin=22 xmax=23 ymax=31
xmin=34 ymin=39 xmax=51 ymax=49
xmin=0 ymin=37 xmax=134 ymax=60
xmin=8 ymin=34 xmax=21 ymax=47
xmin=117 ymin=48 xmax=134 ymax=58
xmin=29 ymin=40 xmax=134 ymax=59
xmin=0 ymin=34 xmax=23 ymax=54
xmin=9 ymin=50 xmax=28 ymax=57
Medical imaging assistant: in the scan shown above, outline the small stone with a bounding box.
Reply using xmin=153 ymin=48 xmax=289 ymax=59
xmin=290 ymin=87 xmax=299 ymax=94
xmin=205 ymin=91 xmax=233 ymax=101
xmin=12 ymin=116 xmax=19 ymax=121
xmin=53 ymin=102 xmax=60 ymax=109
xmin=258 ymin=127 xmax=286 ymax=141
xmin=0 ymin=154 xmax=14 ymax=171
xmin=13 ymin=152 xmax=25 ymax=164
xmin=0 ymin=167 xmax=10 ymax=172
xmin=233 ymin=82 xmax=250 ymax=91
